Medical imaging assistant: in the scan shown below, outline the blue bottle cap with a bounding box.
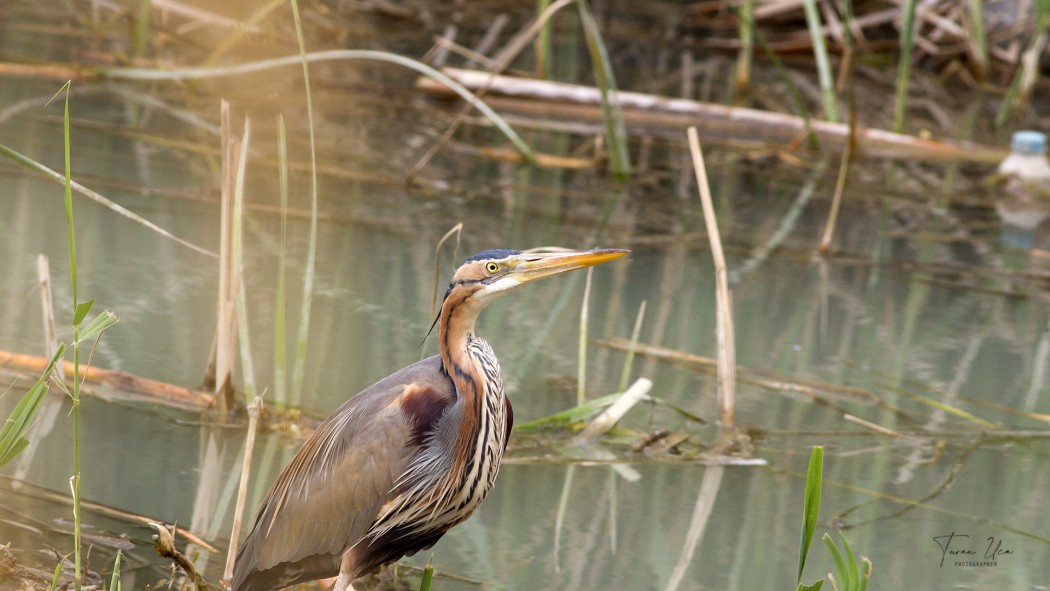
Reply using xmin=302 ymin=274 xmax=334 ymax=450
xmin=1010 ymin=130 xmax=1048 ymax=155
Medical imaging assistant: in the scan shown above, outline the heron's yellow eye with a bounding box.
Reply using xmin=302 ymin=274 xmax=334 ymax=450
xmin=485 ymin=262 xmax=500 ymax=274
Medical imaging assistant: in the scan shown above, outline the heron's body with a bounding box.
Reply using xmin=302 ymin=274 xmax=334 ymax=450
xmin=232 ymin=248 xmax=626 ymax=591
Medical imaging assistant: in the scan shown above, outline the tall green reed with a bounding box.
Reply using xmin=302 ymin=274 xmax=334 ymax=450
xmin=797 ymin=446 xmax=824 ymax=591
xmin=892 ymin=0 xmax=918 ymax=133
xmin=801 ymin=0 xmax=837 ymax=122
xmin=287 ymin=0 xmax=319 ymax=409
xmin=576 ymin=0 xmax=630 ymax=179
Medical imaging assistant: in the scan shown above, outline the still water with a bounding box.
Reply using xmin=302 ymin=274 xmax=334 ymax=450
xmin=2 ymin=2 xmax=1050 ymax=590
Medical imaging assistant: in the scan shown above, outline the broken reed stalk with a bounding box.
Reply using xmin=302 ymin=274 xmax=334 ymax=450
xmin=209 ymin=100 xmax=238 ymax=413
xmin=575 ymin=377 xmax=653 ymax=442
xmin=686 ymin=127 xmax=736 ymax=431
xmin=224 ymin=396 xmax=263 ymax=586
xmin=232 ymin=115 xmax=258 ymax=402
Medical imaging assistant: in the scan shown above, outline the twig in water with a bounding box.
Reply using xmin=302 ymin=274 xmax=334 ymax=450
xmin=148 ymin=523 xmax=209 ymax=591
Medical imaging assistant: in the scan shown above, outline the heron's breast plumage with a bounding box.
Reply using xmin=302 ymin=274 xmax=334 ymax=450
xmin=364 ymin=336 xmax=510 ymax=546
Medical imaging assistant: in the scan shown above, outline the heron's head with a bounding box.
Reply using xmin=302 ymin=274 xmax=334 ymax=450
xmin=443 ymin=248 xmax=629 ymax=310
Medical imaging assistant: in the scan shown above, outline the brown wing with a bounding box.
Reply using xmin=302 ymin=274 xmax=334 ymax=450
xmin=232 ymin=355 xmax=455 ymax=591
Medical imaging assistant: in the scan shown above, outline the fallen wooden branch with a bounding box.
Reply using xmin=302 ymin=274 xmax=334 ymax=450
xmin=0 ymin=349 xmax=213 ymax=412
xmin=418 ymin=68 xmax=1008 ymax=164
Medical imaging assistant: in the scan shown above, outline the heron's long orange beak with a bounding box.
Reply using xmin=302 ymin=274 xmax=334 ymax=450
xmin=512 ymin=248 xmax=629 ymax=283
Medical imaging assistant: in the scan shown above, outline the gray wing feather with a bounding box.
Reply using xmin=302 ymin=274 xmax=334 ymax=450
xmin=234 ymin=355 xmax=453 ymax=584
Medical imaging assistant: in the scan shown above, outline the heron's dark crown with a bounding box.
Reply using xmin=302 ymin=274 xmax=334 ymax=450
xmin=464 ymin=249 xmax=522 ymax=263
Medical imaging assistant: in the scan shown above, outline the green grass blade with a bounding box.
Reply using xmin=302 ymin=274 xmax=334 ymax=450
xmin=617 ymin=300 xmax=646 ymax=392
xmin=419 ymin=560 xmax=434 ymax=591
xmin=858 ymin=557 xmax=871 ymax=591
xmin=273 ymin=114 xmax=289 ymax=409
xmin=72 ymin=299 xmax=95 ymax=327
xmin=0 ymin=141 xmax=214 ymax=257
xmin=822 ymin=533 xmax=848 ymax=589
xmin=288 ymin=0 xmax=319 ymax=409
xmin=840 ymin=533 xmax=859 ymax=590
xmin=535 ymin=0 xmax=553 ymax=78
xmin=893 ymin=0 xmax=918 ymax=133
xmin=576 ymin=0 xmax=630 ymax=179
xmin=801 ymin=0 xmax=837 ymax=122
xmin=0 ymin=345 xmax=64 ymax=467
xmin=797 ymin=446 xmax=824 ymax=586
xmin=76 ymin=311 xmax=118 ymax=344
xmin=109 ymin=549 xmax=122 ymax=591
xmin=48 ymin=561 xmax=62 ymax=591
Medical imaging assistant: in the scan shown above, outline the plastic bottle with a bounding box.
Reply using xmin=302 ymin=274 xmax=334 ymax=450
xmin=996 ymin=131 xmax=1050 ymax=250
xmin=997 ymin=130 xmax=1050 ymax=182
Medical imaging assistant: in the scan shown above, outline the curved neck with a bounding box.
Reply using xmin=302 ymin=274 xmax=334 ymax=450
xmin=437 ymin=288 xmax=482 ymax=398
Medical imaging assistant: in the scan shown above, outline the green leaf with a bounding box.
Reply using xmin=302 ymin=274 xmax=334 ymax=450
xmin=514 ymin=392 xmax=624 ymax=431
xmin=576 ymin=0 xmax=630 ymax=179
xmin=77 ymin=310 xmax=118 ymax=343
xmin=796 ymin=446 xmax=824 ymax=586
xmin=72 ymin=298 xmax=96 ymax=327
xmin=0 ymin=436 xmax=29 ymax=466
xmin=858 ymin=557 xmax=871 ymax=591
xmin=798 ymin=581 xmax=825 ymax=591
xmin=0 ymin=345 xmax=64 ymax=468
xmin=110 ymin=549 xmax=122 ymax=591
xmin=823 ymin=533 xmax=848 ymax=589
xmin=841 ymin=532 xmax=859 ymax=590
xmin=49 ymin=560 xmax=62 ymax=591
xmin=418 ymin=559 xmax=434 ymax=591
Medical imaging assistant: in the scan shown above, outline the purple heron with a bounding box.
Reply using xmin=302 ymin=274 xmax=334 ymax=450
xmin=232 ymin=248 xmax=629 ymax=591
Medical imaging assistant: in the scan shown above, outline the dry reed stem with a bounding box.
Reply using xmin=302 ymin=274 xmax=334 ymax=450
xmin=687 ymin=127 xmax=736 ymax=431
xmin=224 ymin=396 xmax=263 ymax=586
xmin=843 ymin=413 xmax=924 ymax=440
xmin=211 ymin=100 xmax=238 ymax=412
